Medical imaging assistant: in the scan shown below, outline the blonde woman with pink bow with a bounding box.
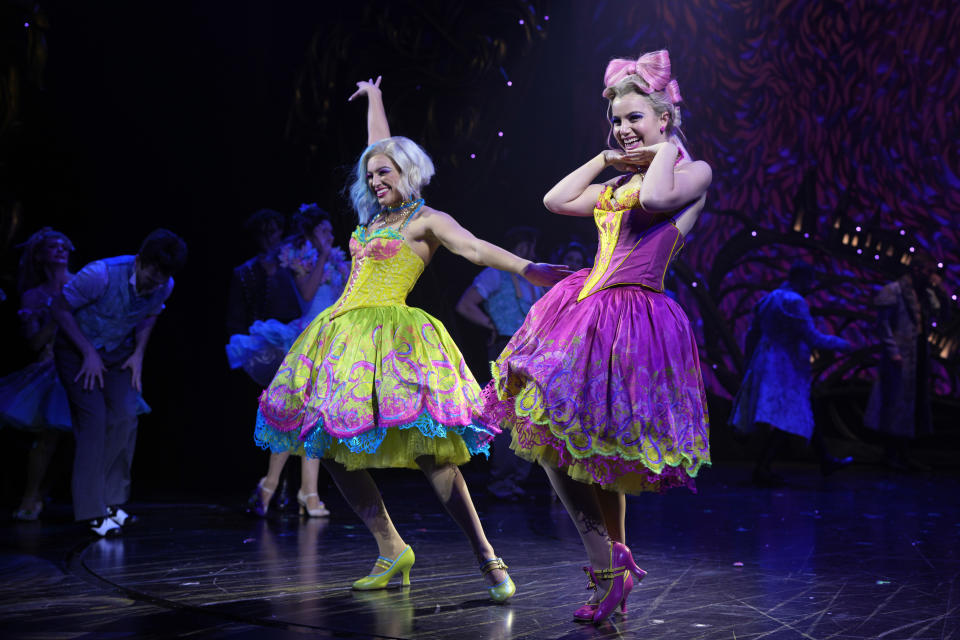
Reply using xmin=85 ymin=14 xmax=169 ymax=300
xmin=483 ymin=50 xmax=713 ymax=623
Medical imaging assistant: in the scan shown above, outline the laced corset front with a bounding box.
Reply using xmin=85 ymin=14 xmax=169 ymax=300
xmin=326 ymin=227 xmax=425 ymax=318
xmin=577 ymin=176 xmax=685 ymax=301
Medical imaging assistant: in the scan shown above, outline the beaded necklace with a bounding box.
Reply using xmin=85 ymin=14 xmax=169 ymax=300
xmin=368 ymin=198 xmax=425 ymax=231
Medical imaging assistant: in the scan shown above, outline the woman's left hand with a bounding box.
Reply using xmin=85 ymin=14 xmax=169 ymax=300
xmin=621 ymin=142 xmax=668 ymax=168
xmin=521 ymin=262 xmax=574 ymax=287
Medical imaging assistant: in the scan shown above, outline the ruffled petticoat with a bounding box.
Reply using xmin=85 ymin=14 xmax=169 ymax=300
xmin=482 ymin=270 xmax=710 ymax=494
xmin=256 ymin=304 xmax=497 ymax=470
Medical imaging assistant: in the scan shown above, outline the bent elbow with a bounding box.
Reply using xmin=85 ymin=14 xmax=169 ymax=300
xmin=638 ymin=193 xmax=671 ymax=213
xmin=543 ymin=194 xmax=560 ymax=213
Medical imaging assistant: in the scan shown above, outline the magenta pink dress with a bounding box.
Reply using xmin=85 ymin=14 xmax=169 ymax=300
xmin=482 ymin=177 xmax=710 ymax=493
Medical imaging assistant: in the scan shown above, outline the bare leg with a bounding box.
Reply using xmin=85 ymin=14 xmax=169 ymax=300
xmin=262 ymin=451 xmax=291 ymax=491
xmin=299 ymin=456 xmax=326 ymax=511
xmin=320 ymin=459 xmax=407 ymax=571
xmin=541 ymin=462 xmax=613 ymax=601
xmin=415 ymin=455 xmax=507 ymax=586
xmin=18 ymin=431 xmax=60 ymax=512
xmin=594 ymin=487 xmax=625 ymax=544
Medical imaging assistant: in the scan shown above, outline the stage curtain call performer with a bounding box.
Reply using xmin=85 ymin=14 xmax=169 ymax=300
xmin=482 ymin=50 xmax=712 ymax=623
xmin=253 ymin=76 xmax=569 ymax=601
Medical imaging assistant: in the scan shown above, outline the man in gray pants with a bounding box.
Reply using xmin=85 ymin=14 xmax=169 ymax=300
xmin=52 ymin=229 xmax=187 ymax=536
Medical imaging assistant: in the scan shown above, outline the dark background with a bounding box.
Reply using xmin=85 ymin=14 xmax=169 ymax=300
xmin=1 ymin=0 xmax=957 ymax=502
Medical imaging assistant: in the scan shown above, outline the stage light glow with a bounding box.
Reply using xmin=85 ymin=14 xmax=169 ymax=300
xmin=518 ymin=19 xmax=524 ymax=25
xmin=498 ymin=131 xmax=503 ymax=137
xmin=855 ymin=226 xmax=862 ymax=232
xmin=470 ymin=153 xmax=476 ymax=159
xmin=938 ymin=262 xmax=944 ymax=268
xmin=750 ymin=230 xmax=757 ymax=237
xmin=507 ymin=81 xmax=513 ymax=86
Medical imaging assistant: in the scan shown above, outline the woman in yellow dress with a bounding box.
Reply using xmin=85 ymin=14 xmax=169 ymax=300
xmin=255 ymin=76 xmax=568 ymax=601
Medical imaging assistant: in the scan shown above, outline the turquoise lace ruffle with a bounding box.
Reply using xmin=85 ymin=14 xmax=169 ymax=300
xmin=254 ymin=409 xmax=491 ymax=460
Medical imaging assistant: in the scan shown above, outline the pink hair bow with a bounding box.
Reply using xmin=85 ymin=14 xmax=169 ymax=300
xmin=603 ymin=50 xmax=682 ymax=103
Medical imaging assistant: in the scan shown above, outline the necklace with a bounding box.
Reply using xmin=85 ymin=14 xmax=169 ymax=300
xmin=370 ymin=198 xmax=425 ymax=229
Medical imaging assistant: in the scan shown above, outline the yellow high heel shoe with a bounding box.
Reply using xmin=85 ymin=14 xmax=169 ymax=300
xmin=352 ymin=545 xmax=415 ymax=590
xmin=480 ymin=557 xmax=516 ymax=603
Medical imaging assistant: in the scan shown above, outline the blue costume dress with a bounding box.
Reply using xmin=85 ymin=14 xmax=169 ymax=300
xmin=729 ymin=283 xmax=848 ymax=439
xmin=0 ymin=289 xmax=149 ymax=433
xmin=226 ymin=242 xmax=348 ymax=388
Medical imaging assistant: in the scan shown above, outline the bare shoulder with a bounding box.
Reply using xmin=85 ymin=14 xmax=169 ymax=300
xmin=677 ymin=159 xmax=713 ymax=183
xmin=414 ymin=206 xmax=458 ymax=230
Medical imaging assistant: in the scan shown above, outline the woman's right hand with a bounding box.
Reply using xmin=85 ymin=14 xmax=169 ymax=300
xmin=601 ymin=149 xmax=635 ymax=173
xmin=348 ymin=76 xmax=382 ymax=102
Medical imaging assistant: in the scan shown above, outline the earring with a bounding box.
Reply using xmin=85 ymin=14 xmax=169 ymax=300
xmin=660 ymin=126 xmax=665 ymax=134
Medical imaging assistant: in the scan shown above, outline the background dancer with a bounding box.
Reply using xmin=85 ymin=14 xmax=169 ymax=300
xmin=231 ymin=204 xmax=348 ymax=517
xmin=729 ymin=262 xmax=853 ymax=486
xmin=456 ymin=226 xmax=544 ymax=500
xmin=51 ymin=229 xmax=187 ymax=536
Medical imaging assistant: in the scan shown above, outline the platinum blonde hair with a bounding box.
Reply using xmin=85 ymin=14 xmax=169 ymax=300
xmin=348 ymin=136 xmax=436 ymax=224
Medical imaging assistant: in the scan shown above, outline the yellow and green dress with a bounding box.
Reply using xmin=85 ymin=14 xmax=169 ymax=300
xmin=255 ymin=223 xmax=496 ymax=468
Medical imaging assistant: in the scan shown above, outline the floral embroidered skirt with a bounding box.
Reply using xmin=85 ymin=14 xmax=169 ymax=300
xmin=255 ymin=304 xmax=497 ymax=469
xmin=481 ymin=271 xmax=710 ymax=494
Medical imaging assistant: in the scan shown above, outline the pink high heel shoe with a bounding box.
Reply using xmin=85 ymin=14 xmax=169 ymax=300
xmin=573 ymin=565 xmax=636 ymax=622
xmin=591 ymin=542 xmax=647 ymax=624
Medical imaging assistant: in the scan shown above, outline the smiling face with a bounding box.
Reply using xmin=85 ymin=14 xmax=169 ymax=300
xmin=610 ymin=92 xmax=669 ymax=152
xmin=366 ymin=153 xmax=402 ymax=208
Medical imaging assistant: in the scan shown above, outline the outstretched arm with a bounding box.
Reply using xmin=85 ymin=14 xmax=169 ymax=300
xmin=423 ymin=209 xmax=571 ymax=286
xmin=349 ymin=76 xmax=390 ymax=144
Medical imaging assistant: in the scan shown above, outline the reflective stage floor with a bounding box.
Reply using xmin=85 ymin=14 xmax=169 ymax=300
xmin=1 ymin=463 xmax=957 ymax=639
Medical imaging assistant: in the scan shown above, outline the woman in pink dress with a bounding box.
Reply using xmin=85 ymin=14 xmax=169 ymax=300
xmin=483 ymin=50 xmax=713 ymax=623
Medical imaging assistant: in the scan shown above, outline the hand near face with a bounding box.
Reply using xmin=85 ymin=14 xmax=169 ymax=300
xmin=348 ymin=76 xmax=382 ymax=102
xmin=603 ymin=143 xmax=668 ymax=172
xmin=521 ymin=262 xmax=574 ymax=287
xmin=310 ymin=223 xmax=334 ymax=255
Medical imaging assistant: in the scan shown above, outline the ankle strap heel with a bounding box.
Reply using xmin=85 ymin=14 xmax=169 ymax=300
xmin=480 ymin=557 xmax=516 ymax=603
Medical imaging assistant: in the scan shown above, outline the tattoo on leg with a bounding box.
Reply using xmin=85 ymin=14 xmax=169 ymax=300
xmin=580 ymin=512 xmax=608 ymax=538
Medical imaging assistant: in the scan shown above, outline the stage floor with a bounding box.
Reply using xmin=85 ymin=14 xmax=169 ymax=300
xmin=1 ymin=463 xmax=957 ymax=639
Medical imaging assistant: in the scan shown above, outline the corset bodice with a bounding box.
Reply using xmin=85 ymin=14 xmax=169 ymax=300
xmin=327 ymin=227 xmax=425 ymax=318
xmin=577 ymin=178 xmax=684 ymax=301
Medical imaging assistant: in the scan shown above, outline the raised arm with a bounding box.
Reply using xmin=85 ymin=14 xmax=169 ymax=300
xmin=542 ymin=152 xmax=618 ymax=217
xmin=637 ymin=142 xmax=712 ymax=213
xmin=349 ymin=76 xmax=390 ymax=145
xmin=422 ymin=209 xmax=570 ymax=287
